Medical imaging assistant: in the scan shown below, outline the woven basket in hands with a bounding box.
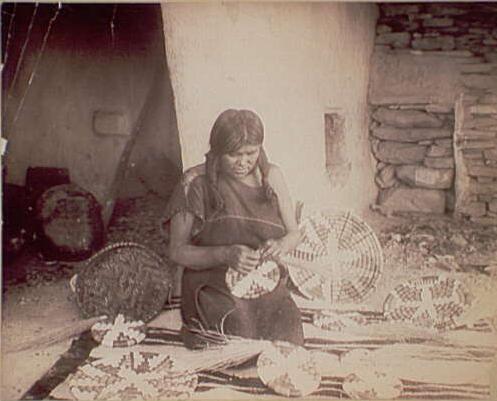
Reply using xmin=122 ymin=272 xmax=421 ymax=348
xmin=225 ymin=259 xmax=281 ymax=299
xmin=286 ymin=210 xmax=383 ymax=304
xmin=75 ymin=242 xmax=171 ymax=322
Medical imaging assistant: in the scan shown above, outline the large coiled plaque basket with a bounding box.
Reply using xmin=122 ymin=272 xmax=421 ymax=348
xmin=75 ymin=242 xmax=171 ymax=322
xmin=286 ymin=210 xmax=383 ymax=304
xmin=383 ymin=276 xmax=472 ymax=331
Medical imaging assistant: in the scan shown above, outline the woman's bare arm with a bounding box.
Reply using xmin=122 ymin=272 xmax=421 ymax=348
xmin=169 ymin=212 xmax=259 ymax=272
xmin=261 ymin=165 xmax=301 ymax=258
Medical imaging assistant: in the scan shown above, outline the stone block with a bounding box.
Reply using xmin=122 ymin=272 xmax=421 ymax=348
xmin=464 ymin=116 xmax=497 ymax=129
xmin=478 ymin=177 xmax=495 ymax=184
xmin=463 ymin=75 xmax=497 ymax=91
xmin=470 ymin=216 xmax=497 ymax=225
xmin=424 ymin=156 xmax=455 ymax=169
xmin=489 ymin=200 xmax=497 ymax=213
xmin=425 ymin=104 xmax=453 ymax=113
xmin=459 ymin=139 xmax=496 ymax=150
xmin=465 ymin=158 xmax=486 ymax=167
xmin=382 ymin=4 xmax=421 ymax=16
xmin=483 ymin=52 xmax=497 ymax=63
xmin=459 ymin=202 xmax=487 ymax=217
xmin=376 ymin=32 xmax=411 ymax=48
xmin=422 ymin=18 xmax=454 ymax=28
xmin=446 ymin=190 xmax=455 ymax=212
xmin=375 ymin=164 xmax=397 ymax=189
xmin=369 ymin=51 xmax=465 ymax=105
xmin=461 ymin=63 xmax=497 ymax=74
xmin=375 ymin=45 xmax=392 ymax=53
xmin=483 ymin=38 xmax=497 ymax=46
xmin=93 ymin=111 xmax=129 ymax=136
xmin=462 ymin=149 xmax=483 ymax=159
xmin=412 ymin=36 xmax=455 ymax=51
xmin=425 ymin=4 xmax=467 ymax=16
xmin=427 ymin=145 xmax=452 ymax=157
xmin=373 ymin=141 xmax=428 ymax=164
xmin=373 ymin=108 xmax=445 ymax=128
xmin=468 ymin=166 xmax=497 ymax=178
xmin=484 ymin=148 xmax=497 ymax=160
xmin=479 ymin=94 xmax=497 ymax=104
xmin=460 ymin=130 xmax=496 ymax=140
xmin=470 ymin=104 xmax=497 ymax=115
xmin=419 ymin=140 xmax=434 ymax=146
xmin=469 ymin=181 xmax=497 ymax=195
xmin=396 ymin=165 xmax=454 ymax=189
xmin=435 ymin=138 xmax=453 ymax=147
xmin=378 ymin=187 xmax=446 ymax=214
xmin=377 ymin=24 xmax=392 ymax=34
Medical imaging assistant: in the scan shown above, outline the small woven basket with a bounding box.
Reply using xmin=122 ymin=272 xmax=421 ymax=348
xmin=75 ymin=242 xmax=171 ymax=322
xmin=286 ymin=210 xmax=383 ymax=304
xmin=256 ymin=341 xmax=321 ymax=397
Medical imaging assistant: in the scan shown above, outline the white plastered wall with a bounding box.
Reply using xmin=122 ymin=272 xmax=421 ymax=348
xmin=161 ymin=2 xmax=378 ymax=212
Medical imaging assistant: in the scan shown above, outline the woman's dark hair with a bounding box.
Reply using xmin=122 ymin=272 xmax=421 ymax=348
xmin=205 ymin=109 xmax=275 ymax=212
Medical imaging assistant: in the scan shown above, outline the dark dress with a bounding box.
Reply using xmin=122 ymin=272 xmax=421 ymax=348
xmin=164 ymin=168 xmax=304 ymax=348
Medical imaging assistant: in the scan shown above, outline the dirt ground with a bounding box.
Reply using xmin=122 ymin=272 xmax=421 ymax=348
xmin=2 ymin=196 xmax=497 ymax=401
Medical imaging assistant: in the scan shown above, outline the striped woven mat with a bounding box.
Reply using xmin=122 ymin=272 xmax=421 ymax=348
xmin=23 ymin=298 xmax=495 ymax=400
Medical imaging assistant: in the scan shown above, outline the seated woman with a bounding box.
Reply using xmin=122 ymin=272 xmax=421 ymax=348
xmin=164 ymin=109 xmax=304 ymax=349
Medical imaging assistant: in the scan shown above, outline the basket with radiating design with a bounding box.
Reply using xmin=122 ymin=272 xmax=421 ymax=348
xmin=383 ymin=276 xmax=472 ymax=331
xmin=286 ymin=210 xmax=383 ymax=304
xmin=225 ymin=260 xmax=281 ymax=299
xmin=91 ymin=314 xmax=146 ymax=348
xmin=256 ymin=341 xmax=321 ymax=397
xmin=69 ymin=351 xmax=198 ymax=401
xmin=75 ymin=242 xmax=171 ymax=322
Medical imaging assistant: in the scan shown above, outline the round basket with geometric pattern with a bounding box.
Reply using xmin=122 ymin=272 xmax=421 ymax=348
xmin=256 ymin=341 xmax=321 ymax=397
xmin=383 ymin=276 xmax=472 ymax=331
xmin=75 ymin=242 xmax=171 ymax=322
xmin=286 ymin=210 xmax=383 ymax=304
xmin=69 ymin=351 xmax=198 ymax=401
xmin=225 ymin=260 xmax=281 ymax=299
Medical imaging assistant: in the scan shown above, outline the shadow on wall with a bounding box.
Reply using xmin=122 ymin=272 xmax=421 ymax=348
xmin=2 ymin=3 xmax=182 ymax=218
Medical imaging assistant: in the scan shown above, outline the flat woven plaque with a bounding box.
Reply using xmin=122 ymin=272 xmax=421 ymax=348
xmin=256 ymin=342 xmax=321 ymax=397
xmin=69 ymin=351 xmax=198 ymax=401
xmin=75 ymin=242 xmax=171 ymax=322
xmin=286 ymin=211 xmax=383 ymax=304
xmin=383 ymin=276 xmax=472 ymax=331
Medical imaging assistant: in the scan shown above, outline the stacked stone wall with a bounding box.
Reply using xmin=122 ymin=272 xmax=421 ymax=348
xmin=372 ymin=106 xmax=455 ymax=213
xmin=455 ymin=96 xmax=497 ymax=225
xmin=371 ymin=3 xmax=497 ymax=222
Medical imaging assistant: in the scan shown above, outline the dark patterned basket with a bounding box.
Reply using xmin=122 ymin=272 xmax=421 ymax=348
xmin=383 ymin=276 xmax=473 ymax=331
xmin=75 ymin=242 xmax=171 ymax=322
xmin=286 ymin=210 xmax=383 ymax=304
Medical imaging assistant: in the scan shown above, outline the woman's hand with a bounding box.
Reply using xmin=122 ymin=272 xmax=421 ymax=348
xmin=260 ymin=238 xmax=284 ymax=261
xmin=225 ymin=245 xmax=260 ymax=274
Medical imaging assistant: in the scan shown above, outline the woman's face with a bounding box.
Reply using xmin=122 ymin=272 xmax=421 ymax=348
xmin=220 ymin=144 xmax=261 ymax=180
